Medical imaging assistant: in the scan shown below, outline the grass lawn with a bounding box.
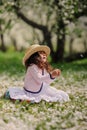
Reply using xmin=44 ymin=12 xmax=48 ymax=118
xmin=0 ymin=51 xmax=87 ymax=130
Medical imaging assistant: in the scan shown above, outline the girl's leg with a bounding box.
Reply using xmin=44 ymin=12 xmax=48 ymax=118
xmin=45 ymin=86 xmax=69 ymax=102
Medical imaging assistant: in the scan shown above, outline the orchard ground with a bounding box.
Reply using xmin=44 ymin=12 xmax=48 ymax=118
xmin=0 ymin=51 xmax=87 ymax=130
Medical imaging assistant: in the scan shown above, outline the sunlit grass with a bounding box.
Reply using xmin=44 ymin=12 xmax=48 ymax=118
xmin=0 ymin=51 xmax=25 ymax=76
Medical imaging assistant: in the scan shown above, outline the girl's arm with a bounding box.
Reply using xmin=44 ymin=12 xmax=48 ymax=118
xmin=28 ymin=65 xmax=55 ymax=84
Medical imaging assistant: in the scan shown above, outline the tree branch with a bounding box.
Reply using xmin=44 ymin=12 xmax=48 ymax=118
xmin=13 ymin=5 xmax=53 ymax=51
xmin=13 ymin=5 xmax=47 ymax=31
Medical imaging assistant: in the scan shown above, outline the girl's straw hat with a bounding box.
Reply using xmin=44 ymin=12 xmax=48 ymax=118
xmin=23 ymin=44 xmax=50 ymax=65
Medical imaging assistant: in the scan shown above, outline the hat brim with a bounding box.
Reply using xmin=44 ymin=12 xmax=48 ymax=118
xmin=23 ymin=45 xmax=50 ymax=66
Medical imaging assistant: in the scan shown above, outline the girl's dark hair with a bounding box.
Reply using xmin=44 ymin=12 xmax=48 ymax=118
xmin=25 ymin=52 xmax=53 ymax=73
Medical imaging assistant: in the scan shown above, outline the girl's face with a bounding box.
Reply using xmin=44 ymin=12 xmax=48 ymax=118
xmin=38 ymin=51 xmax=47 ymax=63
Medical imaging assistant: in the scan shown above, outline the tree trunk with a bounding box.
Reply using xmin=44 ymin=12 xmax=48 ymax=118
xmin=57 ymin=36 xmax=65 ymax=61
xmin=69 ymin=37 xmax=74 ymax=56
xmin=0 ymin=25 xmax=6 ymax=52
xmin=42 ymin=28 xmax=54 ymax=53
xmin=51 ymin=19 xmax=65 ymax=62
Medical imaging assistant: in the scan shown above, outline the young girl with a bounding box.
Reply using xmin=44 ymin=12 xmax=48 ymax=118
xmin=5 ymin=44 xmax=69 ymax=103
xmin=22 ymin=44 xmax=69 ymax=103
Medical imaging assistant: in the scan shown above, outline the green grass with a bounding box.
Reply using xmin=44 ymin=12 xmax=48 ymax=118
xmin=0 ymin=51 xmax=25 ymax=76
xmin=0 ymin=51 xmax=87 ymax=130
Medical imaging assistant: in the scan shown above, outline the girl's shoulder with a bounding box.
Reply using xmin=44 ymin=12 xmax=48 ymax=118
xmin=28 ymin=64 xmax=39 ymax=70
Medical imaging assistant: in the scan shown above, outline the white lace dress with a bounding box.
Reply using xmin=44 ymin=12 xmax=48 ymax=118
xmin=8 ymin=64 xmax=69 ymax=103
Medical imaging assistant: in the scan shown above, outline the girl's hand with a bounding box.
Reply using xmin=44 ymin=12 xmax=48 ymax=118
xmin=51 ymin=69 xmax=61 ymax=78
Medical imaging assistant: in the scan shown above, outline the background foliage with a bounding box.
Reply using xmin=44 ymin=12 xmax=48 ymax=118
xmin=0 ymin=0 xmax=87 ymax=62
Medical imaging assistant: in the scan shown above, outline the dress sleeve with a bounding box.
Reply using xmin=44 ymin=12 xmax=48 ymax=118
xmin=28 ymin=65 xmax=55 ymax=84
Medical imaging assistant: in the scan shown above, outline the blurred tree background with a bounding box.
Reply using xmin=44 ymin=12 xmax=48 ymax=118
xmin=0 ymin=0 xmax=87 ymax=62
